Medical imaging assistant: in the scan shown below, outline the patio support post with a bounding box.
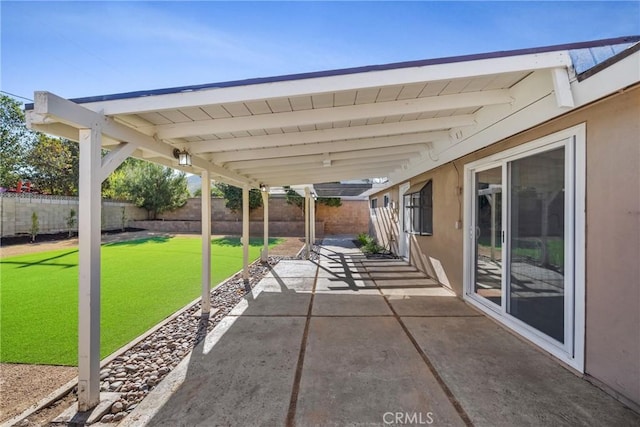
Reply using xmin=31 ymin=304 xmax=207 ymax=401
xmin=77 ymin=125 xmax=102 ymax=412
xmin=201 ymin=170 xmax=211 ymax=313
xmin=242 ymin=184 xmax=250 ymax=283
xmin=310 ymin=194 xmax=316 ymax=246
xmin=261 ymin=189 xmax=269 ymax=262
xmin=304 ymin=187 xmax=310 ymax=259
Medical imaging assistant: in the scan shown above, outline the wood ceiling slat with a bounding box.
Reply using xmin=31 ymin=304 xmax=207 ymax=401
xmin=214 ymin=132 xmax=235 ymax=139
xmin=298 ymin=124 xmax=316 ymax=132
xmin=232 ymin=131 xmax=252 ymax=138
xmin=118 ymin=114 xmax=153 ymax=128
xmin=179 ymin=107 xmax=212 ymax=121
xmin=265 ymin=128 xmax=284 ymax=135
xmin=158 ymin=110 xmax=192 ymax=123
xmin=366 ymin=116 xmax=386 ymax=125
xmin=245 ymin=100 xmax=272 ymax=115
xmin=315 ymin=122 xmax=333 ymax=130
xmin=376 ymin=85 xmax=403 ymax=102
xmin=418 ymin=80 xmax=449 ymax=97
xmin=334 ymin=90 xmax=357 ymax=106
xmin=222 ymin=102 xmax=252 ymax=117
xmin=281 ymin=126 xmax=299 ymax=133
xmin=348 ymin=118 xmax=368 ymax=127
xmin=416 ymin=111 xmax=439 ymax=120
xmin=137 ymin=112 xmax=173 ymax=125
xmin=483 ymin=71 xmax=529 ymax=90
xmin=200 ymin=134 xmax=220 ymax=140
xmin=355 ymin=88 xmax=380 ymax=104
xmin=398 ymin=112 xmax=421 ymax=121
xmin=311 ymin=93 xmax=334 ymax=109
xmin=461 ymin=75 xmax=496 ymax=92
xmin=383 ymin=115 xmax=403 ymax=123
xmin=289 ymin=95 xmax=313 ymax=111
xmin=439 ymin=78 xmax=472 ymax=95
xmin=266 ymin=98 xmax=293 ymax=113
xmin=201 ymin=104 xmax=232 ymax=119
xmin=248 ymin=129 xmax=267 ymax=136
xmin=397 ymin=83 xmax=427 ymax=100
xmin=332 ymin=120 xmax=350 ymax=129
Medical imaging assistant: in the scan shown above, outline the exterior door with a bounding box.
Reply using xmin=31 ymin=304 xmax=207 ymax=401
xmin=398 ymin=182 xmax=410 ymax=259
xmin=463 ymin=125 xmax=585 ymax=371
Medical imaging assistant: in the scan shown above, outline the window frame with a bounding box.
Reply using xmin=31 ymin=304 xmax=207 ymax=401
xmin=403 ymin=180 xmax=433 ymax=236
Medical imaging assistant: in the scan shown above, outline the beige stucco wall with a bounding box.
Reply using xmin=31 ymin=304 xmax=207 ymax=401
xmin=369 ymin=85 xmax=640 ymax=407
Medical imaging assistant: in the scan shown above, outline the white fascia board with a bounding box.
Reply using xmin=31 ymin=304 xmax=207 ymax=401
xmin=571 ymin=50 xmax=640 ymax=106
xmin=210 ymin=131 xmax=450 ymax=164
xmin=80 ymin=51 xmax=572 ymax=116
xmin=190 ymin=116 xmax=467 ymax=154
xmin=155 ymin=90 xmax=510 ymax=140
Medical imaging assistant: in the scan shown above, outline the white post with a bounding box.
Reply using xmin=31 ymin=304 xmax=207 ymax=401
xmin=242 ymin=185 xmax=250 ymax=283
xmin=304 ymin=187 xmax=310 ymax=259
xmin=310 ymin=195 xmax=316 ymax=246
xmin=261 ymin=189 xmax=269 ymax=262
xmin=201 ymin=170 xmax=211 ymax=313
xmin=77 ymin=125 xmax=102 ymax=412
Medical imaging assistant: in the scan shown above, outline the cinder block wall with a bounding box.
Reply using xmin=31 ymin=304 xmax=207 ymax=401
xmin=135 ymin=196 xmax=367 ymax=237
xmin=0 ymin=193 xmax=147 ymax=237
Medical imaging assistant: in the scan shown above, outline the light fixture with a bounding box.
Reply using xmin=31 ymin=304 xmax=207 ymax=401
xmin=173 ymin=148 xmax=192 ymax=166
xmin=260 ymin=183 xmax=268 ymax=192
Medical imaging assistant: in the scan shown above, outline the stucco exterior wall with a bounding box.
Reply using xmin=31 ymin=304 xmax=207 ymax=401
xmin=369 ymin=85 xmax=640 ymax=407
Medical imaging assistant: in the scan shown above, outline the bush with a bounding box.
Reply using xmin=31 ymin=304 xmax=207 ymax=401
xmin=356 ymin=232 xmax=371 ymax=246
xmin=363 ymin=239 xmax=384 ymax=255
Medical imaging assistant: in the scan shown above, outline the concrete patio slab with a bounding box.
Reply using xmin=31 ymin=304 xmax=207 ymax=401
xmin=122 ymin=316 xmax=305 ymax=427
xmin=295 ymin=317 xmax=466 ymax=426
xmin=314 ymin=277 xmax=380 ymax=294
xmin=122 ymin=236 xmax=639 ymax=427
xmin=368 ymin=271 xmax=434 ymax=279
xmin=267 ymin=260 xmax=318 ymax=278
xmin=312 ymin=293 xmax=393 ymax=316
xmin=403 ymin=316 xmax=640 ymax=426
xmin=254 ymin=276 xmax=315 ymax=293
xmin=387 ymin=294 xmax=483 ymax=317
xmin=230 ymin=290 xmax=312 ymax=316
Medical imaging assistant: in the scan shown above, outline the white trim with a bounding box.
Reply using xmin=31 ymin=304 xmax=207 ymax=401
xmin=463 ymin=124 xmax=586 ymax=372
xmin=398 ymin=182 xmax=411 ymax=259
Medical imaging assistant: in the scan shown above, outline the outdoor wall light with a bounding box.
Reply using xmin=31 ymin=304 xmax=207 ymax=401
xmin=260 ymin=183 xmax=268 ymax=192
xmin=173 ymin=148 xmax=192 ymax=166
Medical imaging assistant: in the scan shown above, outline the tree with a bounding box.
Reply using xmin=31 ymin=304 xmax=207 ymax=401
xmin=25 ymin=135 xmax=79 ymax=195
xmin=0 ymin=95 xmax=38 ymax=188
xmin=285 ymin=187 xmax=342 ymax=213
xmin=193 ymin=184 xmax=224 ymax=198
xmin=122 ymin=161 xmax=189 ymax=219
xmin=216 ymin=183 xmax=262 ymax=212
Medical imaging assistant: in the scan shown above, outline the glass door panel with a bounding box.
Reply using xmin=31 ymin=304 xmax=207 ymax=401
xmin=474 ymin=167 xmax=503 ymax=306
xmin=508 ymin=147 xmax=566 ymax=343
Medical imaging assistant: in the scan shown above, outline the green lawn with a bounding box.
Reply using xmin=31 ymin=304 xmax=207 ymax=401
xmin=0 ymin=236 xmax=280 ymax=366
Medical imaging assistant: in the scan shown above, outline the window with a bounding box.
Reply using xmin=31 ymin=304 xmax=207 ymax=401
xmin=404 ymin=180 xmax=432 ymax=235
xmin=370 ymin=198 xmax=378 ymax=209
xmin=383 ymin=194 xmax=390 ymax=208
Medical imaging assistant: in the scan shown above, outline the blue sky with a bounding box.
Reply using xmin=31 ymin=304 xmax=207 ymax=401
xmin=1 ymin=1 xmax=639 ymax=102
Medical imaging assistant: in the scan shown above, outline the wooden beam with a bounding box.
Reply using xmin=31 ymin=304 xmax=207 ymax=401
xmin=155 ymin=90 xmax=509 ymax=139
xmin=189 ymin=116 xmax=471 ymax=154
xmin=99 ymin=142 xmax=140 ymax=182
xmin=210 ymin=131 xmax=449 ymax=163
xmin=224 ymin=144 xmax=425 ymax=170
xmin=551 ymin=68 xmax=575 ymax=108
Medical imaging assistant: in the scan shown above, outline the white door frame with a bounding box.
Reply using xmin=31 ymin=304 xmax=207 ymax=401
xmin=463 ymin=124 xmax=586 ymax=372
xmin=398 ymin=182 xmax=411 ymax=259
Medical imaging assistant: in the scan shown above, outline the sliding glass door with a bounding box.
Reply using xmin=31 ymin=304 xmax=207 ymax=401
xmin=465 ymin=127 xmax=584 ymax=369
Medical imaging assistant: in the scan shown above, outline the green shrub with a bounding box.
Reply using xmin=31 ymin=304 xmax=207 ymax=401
xmin=356 ymin=232 xmax=371 ymax=246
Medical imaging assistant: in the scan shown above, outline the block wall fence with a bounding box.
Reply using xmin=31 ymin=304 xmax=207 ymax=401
xmin=0 ymin=194 xmax=369 ymax=238
xmin=0 ymin=193 xmax=147 ymax=237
